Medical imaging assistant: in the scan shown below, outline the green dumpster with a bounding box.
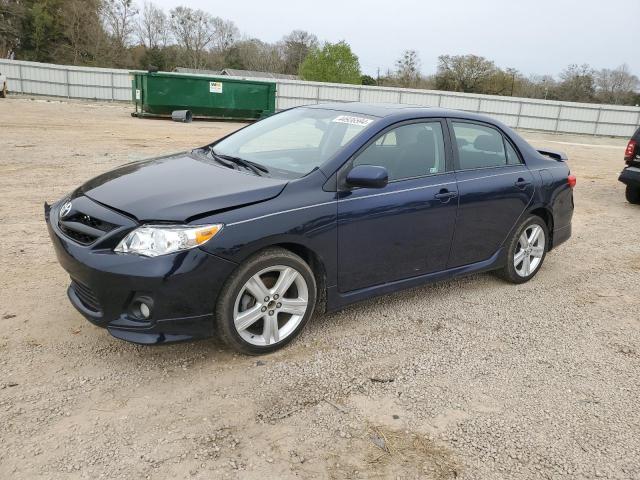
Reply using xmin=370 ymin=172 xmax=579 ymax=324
xmin=131 ymin=71 xmax=277 ymax=121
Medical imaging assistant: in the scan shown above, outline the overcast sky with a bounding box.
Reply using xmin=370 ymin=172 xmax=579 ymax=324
xmin=152 ymin=0 xmax=640 ymax=77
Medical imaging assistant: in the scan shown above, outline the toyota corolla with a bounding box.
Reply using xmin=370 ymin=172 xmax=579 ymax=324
xmin=45 ymin=103 xmax=575 ymax=354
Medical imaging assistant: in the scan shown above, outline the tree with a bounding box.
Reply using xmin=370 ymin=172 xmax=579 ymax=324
xmin=361 ymin=74 xmax=376 ymax=86
xmin=12 ymin=0 xmax=68 ymax=62
xmin=595 ymin=64 xmax=639 ymax=105
xmin=395 ymin=49 xmax=421 ymax=87
xmin=435 ymin=54 xmax=497 ymax=93
xmin=170 ymin=6 xmax=215 ymax=69
xmin=223 ymin=38 xmax=285 ymax=73
xmin=30 ymin=1 xmax=55 ymax=59
xmin=516 ymin=74 xmax=558 ymax=100
xmin=281 ymin=30 xmax=318 ymax=75
xmin=0 ymin=0 xmax=25 ymax=57
xmin=299 ymin=41 xmax=361 ymax=84
xmin=136 ymin=1 xmax=170 ymax=49
xmin=557 ymin=64 xmax=595 ymax=102
xmin=9 ymin=0 xmax=108 ymax=64
xmin=211 ymin=17 xmax=239 ymax=52
xmin=102 ymin=0 xmax=138 ymax=54
xmin=481 ymin=67 xmax=523 ymax=96
xmin=58 ymin=0 xmax=107 ymax=65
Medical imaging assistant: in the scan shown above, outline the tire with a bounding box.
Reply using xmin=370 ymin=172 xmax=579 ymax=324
xmin=625 ymin=185 xmax=640 ymax=205
xmin=0 ymin=83 xmax=6 ymax=98
xmin=497 ymin=215 xmax=549 ymax=284
xmin=215 ymin=247 xmax=317 ymax=355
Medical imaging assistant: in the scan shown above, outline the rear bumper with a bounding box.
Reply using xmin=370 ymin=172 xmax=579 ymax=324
xmin=46 ymin=201 xmax=238 ymax=345
xmin=619 ymin=166 xmax=640 ymax=188
xmin=551 ymin=223 xmax=571 ymax=250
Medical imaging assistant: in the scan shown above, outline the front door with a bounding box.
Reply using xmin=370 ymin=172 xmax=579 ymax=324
xmin=446 ymin=120 xmax=535 ymax=268
xmin=337 ymin=120 xmax=458 ymax=293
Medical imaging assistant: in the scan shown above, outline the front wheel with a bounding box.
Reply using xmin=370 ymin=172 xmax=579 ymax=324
xmin=215 ymin=248 xmax=317 ymax=354
xmin=625 ymin=185 xmax=640 ymax=205
xmin=497 ymin=215 xmax=549 ymax=284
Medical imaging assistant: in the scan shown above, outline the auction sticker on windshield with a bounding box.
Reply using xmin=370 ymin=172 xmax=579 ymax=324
xmin=332 ymin=115 xmax=373 ymax=126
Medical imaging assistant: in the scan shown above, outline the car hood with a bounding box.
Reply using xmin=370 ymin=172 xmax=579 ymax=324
xmin=80 ymin=152 xmax=288 ymax=222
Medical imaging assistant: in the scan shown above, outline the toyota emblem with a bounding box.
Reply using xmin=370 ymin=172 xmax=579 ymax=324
xmin=59 ymin=201 xmax=72 ymax=219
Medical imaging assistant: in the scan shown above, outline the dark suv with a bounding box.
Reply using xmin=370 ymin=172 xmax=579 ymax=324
xmin=620 ymin=127 xmax=640 ymax=204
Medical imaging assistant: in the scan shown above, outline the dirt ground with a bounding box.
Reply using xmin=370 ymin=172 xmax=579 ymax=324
xmin=1 ymin=97 xmax=639 ymax=479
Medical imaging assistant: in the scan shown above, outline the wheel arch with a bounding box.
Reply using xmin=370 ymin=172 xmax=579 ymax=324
xmin=527 ymin=205 xmax=555 ymax=250
xmin=271 ymin=242 xmax=328 ymax=314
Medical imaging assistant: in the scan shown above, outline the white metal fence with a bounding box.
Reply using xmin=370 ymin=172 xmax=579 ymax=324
xmin=2 ymin=58 xmax=639 ymax=137
xmin=0 ymin=58 xmax=131 ymax=101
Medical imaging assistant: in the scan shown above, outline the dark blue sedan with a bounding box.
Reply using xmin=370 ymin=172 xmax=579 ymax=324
xmin=45 ymin=103 xmax=575 ymax=354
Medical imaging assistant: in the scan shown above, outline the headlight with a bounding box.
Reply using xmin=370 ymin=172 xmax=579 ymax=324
xmin=114 ymin=224 xmax=223 ymax=257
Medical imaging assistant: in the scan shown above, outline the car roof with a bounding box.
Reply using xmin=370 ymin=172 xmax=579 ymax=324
xmin=306 ymin=102 xmax=498 ymax=124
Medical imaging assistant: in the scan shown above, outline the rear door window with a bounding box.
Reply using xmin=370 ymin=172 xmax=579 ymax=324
xmin=452 ymin=122 xmax=512 ymax=170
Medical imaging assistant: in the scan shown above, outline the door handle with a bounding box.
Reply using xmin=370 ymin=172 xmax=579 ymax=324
xmin=434 ymin=189 xmax=458 ymax=202
xmin=515 ymin=178 xmax=531 ymax=189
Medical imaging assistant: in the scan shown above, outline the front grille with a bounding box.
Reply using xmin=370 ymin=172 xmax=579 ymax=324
xmin=67 ymin=212 xmax=117 ymax=232
xmin=59 ymin=225 xmax=97 ymax=244
xmin=71 ymin=279 xmax=102 ymax=313
xmin=58 ymin=211 xmax=118 ymax=245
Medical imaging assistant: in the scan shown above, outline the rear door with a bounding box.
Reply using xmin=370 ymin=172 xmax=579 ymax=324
xmin=447 ymin=120 xmax=535 ymax=268
xmin=337 ymin=120 xmax=458 ymax=292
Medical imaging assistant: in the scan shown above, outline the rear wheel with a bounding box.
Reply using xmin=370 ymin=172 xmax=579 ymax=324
xmin=498 ymin=215 xmax=549 ymax=284
xmin=215 ymin=248 xmax=316 ymax=354
xmin=625 ymin=185 xmax=640 ymax=204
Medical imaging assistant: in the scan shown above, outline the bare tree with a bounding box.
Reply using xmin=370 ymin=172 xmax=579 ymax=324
xmin=211 ymin=17 xmax=239 ymax=52
xmin=481 ymin=67 xmax=521 ymax=96
xmin=0 ymin=0 xmax=25 ymax=57
xmin=137 ymin=1 xmax=170 ymax=49
xmin=395 ymin=49 xmax=421 ymax=87
xmin=170 ymin=6 xmax=216 ymax=69
xmin=517 ymin=74 xmax=558 ymax=100
xmin=58 ymin=0 xmax=107 ymax=65
xmin=595 ymin=64 xmax=639 ymax=104
xmin=282 ymin=30 xmax=318 ymax=75
xmin=557 ymin=64 xmax=595 ymax=102
xmin=102 ymin=0 xmax=138 ymax=52
xmin=436 ymin=54 xmax=497 ymax=92
xmin=225 ymin=38 xmax=286 ymax=73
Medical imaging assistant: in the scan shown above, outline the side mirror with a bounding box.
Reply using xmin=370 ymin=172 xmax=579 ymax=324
xmin=346 ymin=165 xmax=388 ymax=189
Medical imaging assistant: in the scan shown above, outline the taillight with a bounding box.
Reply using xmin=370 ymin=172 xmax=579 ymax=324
xmin=625 ymin=139 xmax=637 ymax=162
xmin=567 ymin=175 xmax=576 ymax=188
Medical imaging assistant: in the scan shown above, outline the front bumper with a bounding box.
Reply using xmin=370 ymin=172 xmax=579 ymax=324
xmin=619 ymin=166 xmax=640 ymax=188
xmin=45 ymin=200 xmax=238 ymax=344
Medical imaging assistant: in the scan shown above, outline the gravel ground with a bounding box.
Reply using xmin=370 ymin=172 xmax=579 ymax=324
xmin=1 ymin=97 xmax=639 ymax=479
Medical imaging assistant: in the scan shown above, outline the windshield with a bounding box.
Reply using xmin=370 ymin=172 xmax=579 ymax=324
xmin=210 ymin=108 xmax=375 ymax=177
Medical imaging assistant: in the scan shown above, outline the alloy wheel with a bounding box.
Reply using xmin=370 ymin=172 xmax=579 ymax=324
xmin=514 ymin=224 xmax=545 ymax=277
xmin=233 ymin=265 xmax=309 ymax=346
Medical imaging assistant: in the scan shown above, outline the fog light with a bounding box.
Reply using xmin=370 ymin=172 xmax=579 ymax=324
xmin=130 ymin=296 xmax=154 ymax=321
xmin=139 ymin=302 xmax=151 ymax=319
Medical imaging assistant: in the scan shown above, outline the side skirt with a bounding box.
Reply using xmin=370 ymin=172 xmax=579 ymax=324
xmin=326 ymin=247 xmax=507 ymax=312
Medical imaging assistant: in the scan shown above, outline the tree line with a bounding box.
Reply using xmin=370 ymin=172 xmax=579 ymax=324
xmin=1 ymin=0 xmax=638 ymax=105
xmin=390 ymin=52 xmax=639 ymax=106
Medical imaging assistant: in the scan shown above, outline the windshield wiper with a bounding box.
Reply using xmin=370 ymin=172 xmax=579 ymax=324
xmin=206 ymin=151 xmax=236 ymax=170
xmin=208 ymin=148 xmax=269 ymax=176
